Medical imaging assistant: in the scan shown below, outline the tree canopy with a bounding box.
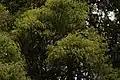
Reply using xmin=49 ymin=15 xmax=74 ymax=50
xmin=0 ymin=0 xmax=120 ymax=80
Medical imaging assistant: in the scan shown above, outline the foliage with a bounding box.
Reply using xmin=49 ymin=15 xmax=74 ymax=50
xmin=0 ymin=62 xmax=30 ymax=80
xmin=0 ymin=0 xmax=46 ymax=14
xmin=0 ymin=32 xmax=30 ymax=80
xmin=0 ymin=0 xmax=120 ymax=80
xmin=87 ymin=0 xmax=120 ymax=69
xmin=0 ymin=32 xmax=21 ymax=63
xmin=46 ymin=29 xmax=117 ymax=80
xmin=11 ymin=0 xmax=89 ymax=79
xmin=0 ymin=4 xmax=13 ymax=31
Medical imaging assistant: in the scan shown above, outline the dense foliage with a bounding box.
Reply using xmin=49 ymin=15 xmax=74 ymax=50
xmin=0 ymin=0 xmax=120 ymax=80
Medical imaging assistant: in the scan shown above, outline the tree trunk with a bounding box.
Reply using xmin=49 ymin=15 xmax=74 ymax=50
xmin=67 ymin=59 xmax=73 ymax=80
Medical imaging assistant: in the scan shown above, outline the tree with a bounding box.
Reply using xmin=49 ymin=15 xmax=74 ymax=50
xmin=46 ymin=29 xmax=118 ymax=80
xmin=12 ymin=0 xmax=89 ymax=79
xmin=0 ymin=4 xmax=30 ymax=80
xmin=0 ymin=0 xmax=46 ymax=14
xmin=0 ymin=32 xmax=30 ymax=80
xmin=0 ymin=4 xmax=13 ymax=31
xmin=0 ymin=0 xmax=119 ymax=79
xmin=87 ymin=0 xmax=120 ymax=69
